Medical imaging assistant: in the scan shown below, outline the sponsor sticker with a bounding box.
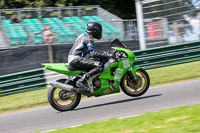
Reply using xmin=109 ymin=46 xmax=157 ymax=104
xmin=114 ymin=68 xmax=123 ymax=81
xmin=122 ymin=59 xmax=130 ymax=69
xmin=113 ymin=82 xmax=119 ymax=88
xmin=104 ymin=82 xmax=119 ymax=94
xmin=110 ymin=86 xmax=115 ymax=91
xmin=104 ymin=90 xmax=110 ymax=94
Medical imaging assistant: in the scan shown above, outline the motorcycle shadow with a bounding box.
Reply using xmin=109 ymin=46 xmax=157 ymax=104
xmin=75 ymin=94 xmax=162 ymax=111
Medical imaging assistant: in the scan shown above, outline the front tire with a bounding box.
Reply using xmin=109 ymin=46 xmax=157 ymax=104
xmin=121 ymin=68 xmax=150 ymax=97
xmin=48 ymin=80 xmax=81 ymax=111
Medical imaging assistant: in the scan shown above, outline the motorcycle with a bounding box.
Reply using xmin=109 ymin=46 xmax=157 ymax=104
xmin=41 ymin=39 xmax=150 ymax=111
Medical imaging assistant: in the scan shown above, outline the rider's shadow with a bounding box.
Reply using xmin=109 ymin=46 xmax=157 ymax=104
xmin=74 ymin=94 xmax=162 ymax=111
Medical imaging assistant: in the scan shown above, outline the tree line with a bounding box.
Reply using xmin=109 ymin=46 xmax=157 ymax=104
xmin=0 ymin=0 xmax=136 ymax=19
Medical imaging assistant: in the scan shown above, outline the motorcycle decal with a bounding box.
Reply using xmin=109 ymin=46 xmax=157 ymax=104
xmin=122 ymin=59 xmax=130 ymax=69
xmin=110 ymin=86 xmax=115 ymax=91
xmin=104 ymin=82 xmax=119 ymax=94
xmin=104 ymin=90 xmax=110 ymax=94
xmin=113 ymin=82 xmax=119 ymax=89
xmin=114 ymin=68 xmax=124 ymax=81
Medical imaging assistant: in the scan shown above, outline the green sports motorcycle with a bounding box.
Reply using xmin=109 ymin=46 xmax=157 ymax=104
xmin=42 ymin=40 xmax=150 ymax=111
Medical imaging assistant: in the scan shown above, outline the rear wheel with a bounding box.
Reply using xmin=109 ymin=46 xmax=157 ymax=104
xmin=121 ymin=68 xmax=150 ymax=97
xmin=48 ymin=80 xmax=81 ymax=111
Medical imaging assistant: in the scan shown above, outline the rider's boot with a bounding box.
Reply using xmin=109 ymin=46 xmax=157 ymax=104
xmin=76 ymin=66 xmax=104 ymax=91
xmin=76 ymin=74 xmax=90 ymax=91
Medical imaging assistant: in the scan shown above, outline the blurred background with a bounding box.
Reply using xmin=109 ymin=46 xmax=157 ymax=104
xmin=0 ymin=0 xmax=199 ymax=74
xmin=0 ymin=1 xmax=200 ymax=132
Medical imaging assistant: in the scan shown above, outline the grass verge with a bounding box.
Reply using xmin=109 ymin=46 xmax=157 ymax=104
xmin=45 ymin=103 xmax=200 ymax=133
xmin=0 ymin=61 xmax=200 ymax=114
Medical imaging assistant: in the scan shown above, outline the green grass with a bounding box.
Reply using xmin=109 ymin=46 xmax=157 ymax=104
xmin=0 ymin=89 xmax=48 ymax=113
xmin=46 ymin=103 xmax=200 ymax=133
xmin=147 ymin=61 xmax=200 ymax=85
xmin=0 ymin=61 xmax=199 ymax=113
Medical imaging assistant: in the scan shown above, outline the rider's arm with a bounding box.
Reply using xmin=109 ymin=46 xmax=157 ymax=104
xmin=87 ymin=43 xmax=95 ymax=52
xmin=90 ymin=51 xmax=111 ymax=59
xmin=85 ymin=37 xmax=110 ymax=59
xmin=86 ymin=37 xmax=95 ymax=53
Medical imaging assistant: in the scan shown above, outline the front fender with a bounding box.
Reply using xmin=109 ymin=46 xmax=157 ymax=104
xmin=129 ymin=66 xmax=141 ymax=80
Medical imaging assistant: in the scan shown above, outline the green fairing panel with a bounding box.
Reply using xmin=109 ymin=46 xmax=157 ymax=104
xmin=92 ymin=59 xmax=131 ymax=96
xmin=93 ymin=62 xmax=121 ymax=96
xmin=41 ymin=63 xmax=83 ymax=76
xmin=92 ymin=81 xmax=120 ymax=96
xmin=98 ymin=62 xmax=119 ymax=80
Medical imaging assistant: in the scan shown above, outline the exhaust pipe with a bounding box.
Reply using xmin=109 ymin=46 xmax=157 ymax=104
xmin=51 ymin=81 xmax=74 ymax=91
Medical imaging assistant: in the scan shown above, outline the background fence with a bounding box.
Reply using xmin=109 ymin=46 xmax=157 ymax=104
xmin=0 ymin=6 xmax=140 ymax=47
xmin=139 ymin=0 xmax=200 ymax=48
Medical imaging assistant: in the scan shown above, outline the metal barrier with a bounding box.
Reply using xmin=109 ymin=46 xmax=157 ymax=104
xmin=0 ymin=40 xmax=199 ymax=97
xmin=0 ymin=68 xmax=46 ymax=97
xmin=134 ymin=40 xmax=200 ymax=69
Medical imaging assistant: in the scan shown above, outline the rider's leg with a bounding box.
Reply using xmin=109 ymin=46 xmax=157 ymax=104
xmin=70 ymin=57 xmax=104 ymax=91
xmin=76 ymin=65 xmax=104 ymax=89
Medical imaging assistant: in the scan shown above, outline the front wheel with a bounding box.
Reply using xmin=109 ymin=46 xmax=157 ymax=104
xmin=121 ymin=68 xmax=150 ymax=97
xmin=48 ymin=80 xmax=81 ymax=111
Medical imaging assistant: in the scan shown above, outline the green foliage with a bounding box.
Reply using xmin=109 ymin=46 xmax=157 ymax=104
xmin=0 ymin=0 xmax=198 ymax=19
xmin=72 ymin=0 xmax=136 ymax=19
xmin=0 ymin=0 xmax=136 ymax=19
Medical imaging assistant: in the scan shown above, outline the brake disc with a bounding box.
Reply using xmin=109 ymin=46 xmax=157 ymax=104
xmin=130 ymin=75 xmax=143 ymax=90
xmin=59 ymin=90 xmax=70 ymax=100
xmin=59 ymin=90 xmax=76 ymax=100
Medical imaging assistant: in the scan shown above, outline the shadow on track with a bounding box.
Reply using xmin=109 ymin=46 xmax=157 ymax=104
xmin=74 ymin=94 xmax=162 ymax=111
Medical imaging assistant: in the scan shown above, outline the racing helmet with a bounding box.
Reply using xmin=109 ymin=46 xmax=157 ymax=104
xmin=86 ymin=22 xmax=102 ymax=40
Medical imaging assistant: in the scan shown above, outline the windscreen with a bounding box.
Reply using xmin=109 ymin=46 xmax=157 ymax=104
xmin=110 ymin=38 xmax=127 ymax=48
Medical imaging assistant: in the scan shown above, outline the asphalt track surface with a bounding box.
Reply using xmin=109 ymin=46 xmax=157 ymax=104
xmin=0 ymin=79 xmax=200 ymax=133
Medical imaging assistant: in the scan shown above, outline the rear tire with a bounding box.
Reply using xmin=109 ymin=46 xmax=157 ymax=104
xmin=121 ymin=68 xmax=150 ymax=97
xmin=48 ymin=79 xmax=81 ymax=111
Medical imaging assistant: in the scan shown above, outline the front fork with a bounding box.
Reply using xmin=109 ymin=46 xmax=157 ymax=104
xmin=128 ymin=66 xmax=141 ymax=80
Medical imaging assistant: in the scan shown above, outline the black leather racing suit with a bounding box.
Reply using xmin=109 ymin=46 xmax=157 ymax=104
xmin=68 ymin=33 xmax=110 ymax=88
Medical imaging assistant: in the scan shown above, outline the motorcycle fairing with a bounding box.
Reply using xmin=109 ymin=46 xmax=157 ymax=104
xmin=92 ymin=47 xmax=138 ymax=96
xmin=41 ymin=63 xmax=83 ymax=76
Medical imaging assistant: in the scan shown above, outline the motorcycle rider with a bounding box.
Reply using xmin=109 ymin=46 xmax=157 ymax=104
xmin=68 ymin=22 xmax=110 ymax=91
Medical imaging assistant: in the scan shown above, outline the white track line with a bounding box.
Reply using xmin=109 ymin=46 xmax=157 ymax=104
xmin=67 ymin=124 xmax=83 ymax=128
xmin=41 ymin=129 xmax=56 ymax=133
xmin=118 ymin=114 xmax=141 ymax=119
xmin=41 ymin=110 xmax=164 ymax=132
xmin=41 ymin=114 xmax=142 ymax=132
xmin=41 ymin=124 xmax=83 ymax=132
